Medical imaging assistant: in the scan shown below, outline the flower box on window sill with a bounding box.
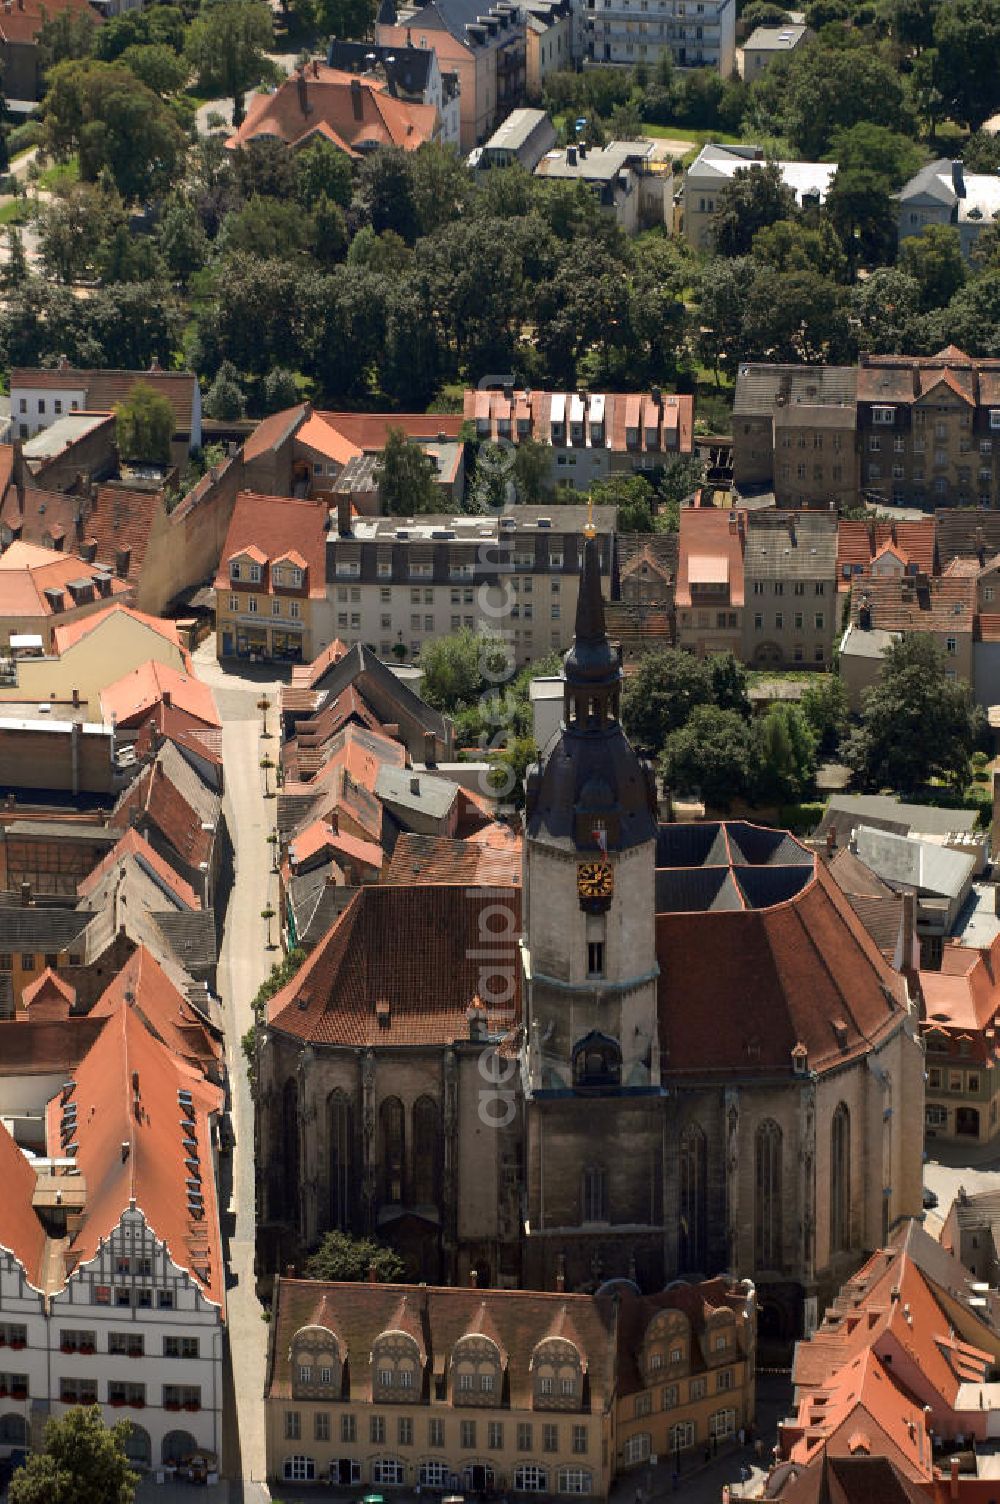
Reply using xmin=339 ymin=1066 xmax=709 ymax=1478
xmin=11 ymin=1387 xmax=27 ymax=1401
xmin=183 ymin=1402 xmax=200 ymax=1413
xmin=164 ymin=1401 xmax=182 ymax=1412
xmin=80 ymin=1343 xmax=95 ymax=1355
xmin=128 ymin=1351 xmax=143 ymax=1359
xmin=0 ymin=1337 xmax=8 ymax=1347
xmin=61 ymin=1344 xmax=75 ymax=1354
xmin=130 ymin=1399 xmax=145 ymax=1409
xmin=9 ymin=1341 xmax=25 ymax=1351
xmin=109 ymin=1398 xmax=126 ymax=1408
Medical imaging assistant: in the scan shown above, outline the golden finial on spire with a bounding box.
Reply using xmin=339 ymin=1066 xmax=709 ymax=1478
xmin=584 ymin=495 xmax=596 ymax=540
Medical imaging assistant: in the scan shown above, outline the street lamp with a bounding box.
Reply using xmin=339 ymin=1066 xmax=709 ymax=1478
xmin=257 ymin=695 xmax=271 ymax=739
xmin=261 ymin=904 xmax=276 ymax=950
xmin=260 ymin=754 xmax=276 ymax=797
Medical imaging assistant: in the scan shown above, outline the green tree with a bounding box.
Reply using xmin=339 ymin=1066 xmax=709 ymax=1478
xmin=782 ymin=42 xmax=909 ymax=157
xmin=753 ymin=703 xmax=817 ymax=804
xmin=156 ymin=191 xmax=209 ymax=285
xmin=95 ymin=5 xmax=186 ymax=62
xmin=846 ymin=634 xmax=979 ymax=793
xmin=115 ymin=381 xmax=174 ymax=464
xmin=824 ymin=167 xmax=897 ymax=278
xmin=659 ymin=704 xmax=757 ymax=811
xmin=8 ymin=1405 xmax=137 ymax=1504
xmin=512 ymin=438 xmax=552 ymax=505
xmin=410 ymin=141 xmax=472 ymax=237
xmin=304 ymin=1230 xmax=405 ymax=1283
xmin=2 ymin=226 xmax=29 ymax=290
xmin=851 ymin=266 xmax=925 ymax=353
xmin=826 ymin=123 xmax=924 ymax=190
xmin=897 ymin=224 xmax=966 ymax=311
xmin=295 ymin=135 xmax=353 ymax=209
xmin=751 ymin=217 xmax=846 ymax=281
xmin=374 ymin=426 xmax=439 ymax=515
xmin=932 ymin=0 xmax=1000 ymax=130
xmin=42 ymin=59 xmax=186 ymax=201
xmin=353 ymin=146 xmax=419 ymax=241
xmin=35 ymin=7 xmax=96 ymax=77
xmin=621 ymin=648 xmax=717 ymax=752
xmin=119 ymin=41 xmax=189 ymax=95
xmin=709 ymin=161 xmax=798 ymax=257
xmin=185 ymin=0 xmax=276 ymax=128
xmin=592 ymin=472 xmax=656 ymax=532
xmin=219 ymin=194 xmax=314 ymax=259
xmin=800 ymin=673 xmax=848 ymax=751
xmin=312 ymin=193 xmax=349 ymax=265
xmin=941 ymin=271 xmax=1000 ymax=358
xmin=203 ymin=359 xmax=246 ymax=419
xmin=696 ymin=256 xmax=749 ymax=383
xmin=262 ymin=366 xmax=300 ymax=411
xmin=708 ymin=652 xmax=751 ymax=716
xmin=418 ymin=628 xmax=512 ymax=713
xmin=963 ymin=130 xmax=1000 ymax=174
xmin=36 ymin=183 xmax=103 ymax=283
xmin=740 ymin=0 xmax=792 ymax=24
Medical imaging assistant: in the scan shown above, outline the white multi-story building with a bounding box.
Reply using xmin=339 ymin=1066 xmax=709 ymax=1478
xmin=325 ymin=504 xmax=616 ymax=669
xmin=0 ymin=997 xmax=225 ymax=1476
xmin=583 ymin=0 xmax=736 ymax=74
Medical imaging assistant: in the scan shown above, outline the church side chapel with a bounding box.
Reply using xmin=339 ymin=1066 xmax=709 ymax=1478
xmin=256 ymin=522 xmax=925 ymax=1344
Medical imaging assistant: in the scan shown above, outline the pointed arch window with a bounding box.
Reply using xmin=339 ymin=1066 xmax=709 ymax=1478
xmin=831 ymin=1102 xmax=851 ymax=1254
xmin=678 ymin=1124 xmax=707 ymax=1274
xmin=412 ymin=1096 xmax=441 ymax=1206
xmin=754 ymin=1119 xmax=782 ymax=1271
xmin=380 ymin=1097 xmax=405 ymax=1206
xmin=328 ymin=1091 xmax=353 ymax=1231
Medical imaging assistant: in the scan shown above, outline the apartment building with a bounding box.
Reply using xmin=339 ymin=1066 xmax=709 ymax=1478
xmin=741 ymin=511 xmax=838 ymax=669
xmin=732 ymin=363 xmax=857 ymax=507
xmin=214 ymin=493 xmax=330 ymax=664
xmin=849 ymin=573 xmax=975 ymax=686
xmin=922 ymin=932 xmax=1000 ymax=1145
xmin=0 ymin=541 xmax=132 ymax=651
xmin=584 ymin=0 xmax=735 ymax=74
xmin=377 ymin=0 xmax=525 ymax=150
xmin=681 ymin=146 xmax=836 ymax=250
xmin=324 ymin=504 xmax=615 ymax=669
xmin=857 ymin=348 xmax=1000 ymax=507
xmin=326 ymin=41 xmax=462 ymax=147
xmin=465 ymin=387 xmax=694 ymax=491
xmin=675 ymin=508 xmax=744 ymax=657
xmin=898 ymin=159 xmax=1000 ymax=261
xmin=264 ymin=1275 xmax=756 ymax=1493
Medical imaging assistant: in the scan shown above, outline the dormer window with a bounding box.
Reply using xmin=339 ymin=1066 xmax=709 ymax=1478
xmin=873 ymin=406 xmax=895 ymax=425
xmin=248 ymin=563 xmax=262 ymax=584
xmin=289 ymin=566 xmax=303 ymax=587
xmin=230 ymin=562 xmax=241 ymax=581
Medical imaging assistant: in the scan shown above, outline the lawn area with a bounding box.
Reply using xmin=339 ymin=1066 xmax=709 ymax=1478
xmin=642 ymin=124 xmax=744 ymax=144
xmin=35 ymin=156 xmax=78 ymax=192
xmin=0 ymin=199 xmax=28 ymax=226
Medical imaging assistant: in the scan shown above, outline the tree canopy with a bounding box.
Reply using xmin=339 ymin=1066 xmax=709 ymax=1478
xmin=374 ymin=427 xmax=440 ymax=516
xmin=9 ymin=1406 xmax=137 ymax=1504
xmin=115 ymin=381 xmax=174 ymax=463
xmin=304 ymin=1230 xmax=406 ymax=1283
xmin=42 ymin=59 xmax=186 ymax=201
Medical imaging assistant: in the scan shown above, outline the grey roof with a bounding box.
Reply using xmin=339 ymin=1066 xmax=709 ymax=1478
xmin=393 ymin=0 xmax=517 ymax=44
xmin=483 ymin=107 xmax=553 ymax=153
xmin=374 ymin=765 xmax=459 ymax=821
xmin=153 ymin=910 xmax=219 ymax=974
xmin=312 ymin=642 xmax=449 ymax=742
xmin=854 ymin=825 xmax=975 ymax=901
xmin=935 ymin=508 xmax=1000 ymax=567
xmin=944 ymin=1189 xmax=1000 ymax=1231
xmin=891 ymin=1218 xmax=986 ymax=1314
xmin=332 ymin=454 xmax=379 ymax=494
xmin=839 ymin=624 xmax=898 ymax=660
xmin=326 ymin=40 xmax=435 ymax=95
xmin=815 ymin=793 xmax=979 ymax=841
xmin=745 ymin=20 xmax=809 ymax=47
xmin=0 ymin=906 xmax=91 ymax=948
xmin=156 ymin=739 xmax=222 ymax=830
xmin=897 ymin=158 xmax=960 ymax=208
xmin=4 ymin=820 xmax=118 ymax=845
xmin=536 ymin=140 xmax=652 ymax=184
xmin=743 ymin=512 xmax=837 ymax=579
xmin=845 ymin=892 xmax=905 ymax=954
xmin=287 ymin=867 xmax=356 ymax=949
xmin=734 ymin=363 xmax=857 ymax=417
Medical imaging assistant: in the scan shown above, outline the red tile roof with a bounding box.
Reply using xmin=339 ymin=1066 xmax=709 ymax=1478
xmin=837 ymin=520 xmax=936 ymax=590
xmin=228 ymin=66 xmax=438 ymax=155
xmin=100 ymin=660 xmax=219 ymax=731
xmin=0 ymin=1016 xmax=105 ymax=1076
xmin=656 ymin=862 xmax=908 ymax=1079
xmin=79 ymin=827 xmax=201 ymax=912
xmin=242 ymin=403 xmax=308 ymax=462
xmin=676 ymin=509 xmax=746 ymax=609
xmin=318 ymin=411 xmax=464 ymax=451
xmin=215 ymin=491 xmax=328 ymax=598
xmin=21 ymin=966 xmax=76 ymax=1019
xmin=49 ymin=998 xmax=224 ymax=1309
xmin=267 ymin=1275 xmax=616 ymax=1409
xmin=10 ymin=366 xmax=197 ymax=431
xmin=90 ymin=945 xmax=222 ymax=1081
xmin=268 ymin=884 xmax=522 ymax=1046
xmin=0 ymin=540 xmax=131 ymax=619
xmin=383 ymin=831 xmax=522 ymax=886
xmin=850 ymin=575 xmax=975 ymax=634
xmin=0 ymin=1120 xmax=45 ymax=1288
xmin=52 ymin=603 xmax=184 ymax=657
xmin=81 ymin=484 xmax=162 ymax=589
xmin=288 ymin=817 xmax=383 ymax=873
xmin=0 ymin=0 xmax=98 ymax=47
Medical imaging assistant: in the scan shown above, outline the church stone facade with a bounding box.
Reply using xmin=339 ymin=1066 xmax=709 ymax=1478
xmin=256 ymin=532 xmax=925 ymax=1342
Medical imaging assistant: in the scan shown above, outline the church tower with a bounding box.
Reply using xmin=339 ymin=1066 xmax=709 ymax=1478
xmin=521 ymin=527 xmax=664 ymax=1289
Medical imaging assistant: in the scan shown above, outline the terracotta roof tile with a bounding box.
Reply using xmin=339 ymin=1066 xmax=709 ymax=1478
xmin=0 ymin=1015 xmax=105 ymax=1076
xmin=21 ymin=966 xmax=76 ymax=1019
xmin=52 ymin=603 xmax=184 ymax=657
xmin=214 ymin=491 xmax=328 ymax=598
xmin=81 ymin=827 xmax=201 ymax=912
xmin=0 ymin=540 xmax=131 ymax=619
xmin=243 ymin=403 xmax=308 ymax=462
xmin=0 ymin=1120 xmax=46 ymax=1287
xmin=81 ymin=484 xmax=162 ymax=589
xmin=851 ymin=574 xmax=974 ymax=634
xmin=268 ymin=884 xmax=522 ymax=1046
xmin=676 ymin=509 xmax=745 ymax=608
xmin=90 ymin=945 xmax=222 ymax=1081
xmin=384 ymin=831 xmax=522 ymax=886
xmin=10 ymin=368 xmax=196 ymax=431
xmin=228 ymin=66 xmax=438 ymax=154
xmin=49 ymin=999 xmax=224 ymax=1309
xmin=100 ymin=660 xmax=219 ymax=730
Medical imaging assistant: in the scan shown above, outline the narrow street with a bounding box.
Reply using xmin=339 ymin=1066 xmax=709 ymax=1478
xmin=195 ymin=645 xmax=287 ymax=1498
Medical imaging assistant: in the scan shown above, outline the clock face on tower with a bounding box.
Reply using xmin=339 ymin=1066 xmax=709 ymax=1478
xmin=577 ymin=860 xmax=614 ymax=905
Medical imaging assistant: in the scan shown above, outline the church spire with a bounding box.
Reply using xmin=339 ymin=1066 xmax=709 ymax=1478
xmin=574 ymin=532 xmax=608 ymax=648
xmin=562 ymin=521 xmax=620 ymax=730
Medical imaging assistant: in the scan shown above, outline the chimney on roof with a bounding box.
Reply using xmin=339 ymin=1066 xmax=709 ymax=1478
xmin=72 ymin=688 xmax=79 ymax=706
xmin=20 ymin=880 xmax=31 ymax=908
xmin=312 ymin=57 xmax=319 ymax=76
xmin=57 ymin=354 xmax=69 ymax=371
xmin=115 ymin=547 xmax=130 ymax=579
xmin=566 ymin=144 xmax=576 ymax=166
xmin=952 ymin=161 xmax=965 ymax=199
xmin=423 ymin=731 xmax=436 ymax=767
xmin=825 ymin=826 xmax=836 ymax=856
xmin=859 ymin=597 xmax=872 ymax=631
xmin=121 ymin=1141 xmax=130 ymax=1163
xmin=297 ymin=66 xmax=310 ymax=115
xmin=351 ymin=75 xmax=364 ymax=121
xmin=336 ymin=494 xmax=352 ymax=538
xmin=368 ymin=1259 xmax=379 ymax=1283
xmin=410 ymin=775 xmax=420 ymax=795
xmin=162 ymin=689 xmax=172 ymax=709
xmin=148 ymin=357 xmax=162 ymax=374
